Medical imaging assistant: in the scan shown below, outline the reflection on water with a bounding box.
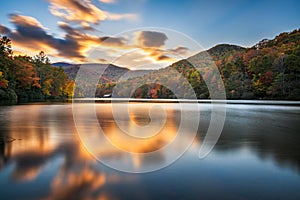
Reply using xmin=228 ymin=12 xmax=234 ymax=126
xmin=97 ymin=104 xmax=180 ymax=153
xmin=0 ymin=103 xmax=300 ymax=199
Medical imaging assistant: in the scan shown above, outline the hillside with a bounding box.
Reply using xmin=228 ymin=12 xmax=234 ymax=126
xmin=207 ymin=44 xmax=246 ymax=59
xmin=52 ymin=62 xmax=153 ymax=97
xmin=106 ymin=28 xmax=300 ymax=100
xmin=53 ymin=62 xmax=152 ymax=82
xmin=0 ymin=48 xmax=74 ymax=100
xmin=2 ymin=28 xmax=300 ymax=100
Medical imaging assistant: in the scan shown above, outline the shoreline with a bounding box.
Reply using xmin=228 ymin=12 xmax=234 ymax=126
xmin=70 ymin=98 xmax=300 ymax=106
xmin=2 ymin=98 xmax=300 ymax=106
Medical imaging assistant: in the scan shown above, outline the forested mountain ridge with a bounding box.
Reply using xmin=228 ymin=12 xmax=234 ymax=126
xmin=213 ymin=29 xmax=300 ymax=99
xmin=107 ymin=29 xmax=300 ymax=99
xmin=1 ymin=28 xmax=300 ymax=101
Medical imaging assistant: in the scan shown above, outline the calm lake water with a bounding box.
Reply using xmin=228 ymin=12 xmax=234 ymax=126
xmin=0 ymin=102 xmax=300 ymax=200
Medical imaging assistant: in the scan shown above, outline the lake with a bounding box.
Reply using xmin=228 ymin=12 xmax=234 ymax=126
xmin=0 ymin=101 xmax=300 ymax=200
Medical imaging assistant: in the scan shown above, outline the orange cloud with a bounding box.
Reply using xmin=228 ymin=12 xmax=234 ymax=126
xmin=104 ymin=12 xmax=139 ymax=21
xmin=130 ymin=31 xmax=188 ymax=64
xmin=0 ymin=24 xmax=10 ymax=34
xmin=99 ymin=36 xmax=127 ymax=47
xmin=10 ymin=14 xmax=46 ymax=29
xmin=48 ymin=0 xmax=107 ymax=25
xmin=1 ymin=14 xmax=133 ymax=62
xmin=99 ymin=0 xmax=116 ymax=3
xmin=169 ymin=46 xmax=189 ymax=55
xmin=1 ymin=15 xmax=188 ymax=68
xmin=48 ymin=0 xmax=138 ymax=29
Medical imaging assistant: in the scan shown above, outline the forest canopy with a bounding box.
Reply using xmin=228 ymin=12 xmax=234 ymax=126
xmin=1 ymin=28 xmax=300 ymax=101
xmin=0 ymin=35 xmax=74 ymax=101
xmin=93 ymin=29 xmax=300 ymax=100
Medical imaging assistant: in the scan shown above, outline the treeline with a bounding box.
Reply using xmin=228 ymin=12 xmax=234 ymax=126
xmin=214 ymin=29 xmax=300 ymax=99
xmin=96 ymin=29 xmax=300 ymax=100
xmin=0 ymin=35 xmax=74 ymax=101
xmin=2 ymin=28 xmax=300 ymax=101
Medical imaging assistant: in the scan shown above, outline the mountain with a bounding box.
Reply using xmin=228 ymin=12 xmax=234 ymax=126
xmin=102 ymin=28 xmax=300 ymax=100
xmin=52 ymin=62 xmax=153 ymax=97
xmin=52 ymin=28 xmax=300 ymax=99
xmin=52 ymin=62 xmax=152 ymax=82
xmin=207 ymin=44 xmax=246 ymax=58
xmin=178 ymin=29 xmax=300 ymax=99
xmin=51 ymin=62 xmax=75 ymax=68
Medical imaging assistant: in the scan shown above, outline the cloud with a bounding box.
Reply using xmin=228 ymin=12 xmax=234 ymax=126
xmin=7 ymin=14 xmax=59 ymax=54
xmin=104 ymin=12 xmax=139 ymax=21
xmin=157 ymin=54 xmax=171 ymax=61
xmin=98 ymin=58 xmax=108 ymax=63
xmin=169 ymin=46 xmax=189 ymax=55
xmin=149 ymin=50 xmax=174 ymax=62
xmin=137 ymin=31 xmax=168 ymax=48
xmin=10 ymin=14 xmax=46 ymax=29
xmin=56 ymin=22 xmax=129 ymax=58
xmin=134 ymin=31 xmax=190 ymax=63
xmin=113 ymin=50 xmax=155 ymax=69
xmin=3 ymin=14 xmax=130 ymax=62
xmin=99 ymin=36 xmax=127 ymax=47
xmin=133 ymin=30 xmax=174 ymax=63
xmin=2 ymin=14 xmax=187 ymax=68
xmin=125 ymin=31 xmax=183 ymax=65
xmin=48 ymin=0 xmax=138 ymax=29
xmin=0 ymin=24 xmax=11 ymax=34
xmin=99 ymin=0 xmax=116 ymax=4
xmin=48 ymin=0 xmax=106 ymax=25
xmin=144 ymin=46 xmax=190 ymax=62
xmin=8 ymin=14 xmax=83 ymax=59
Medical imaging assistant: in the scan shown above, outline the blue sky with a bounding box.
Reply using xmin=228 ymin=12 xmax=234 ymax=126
xmin=0 ymin=0 xmax=299 ymax=67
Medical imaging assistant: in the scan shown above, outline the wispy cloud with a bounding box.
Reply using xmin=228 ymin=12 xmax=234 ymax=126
xmin=99 ymin=0 xmax=116 ymax=4
xmin=104 ymin=12 xmax=139 ymax=21
xmin=134 ymin=31 xmax=187 ymax=63
xmin=0 ymin=24 xmax=11 ymax=34
xmin=0 ymin=14 xmax=131 ymax=62
xmin=48 ymin=0 xmax=106 ymax=27
xmin=169 ymin=46 xmax=189 ymax=55
xmin=48 ymin=0 xmax=138 ymax=29
xmin=0 ymin=16 xmax=190 ymax=67
xmin=3 ymin=14 xmax=58 ymax=55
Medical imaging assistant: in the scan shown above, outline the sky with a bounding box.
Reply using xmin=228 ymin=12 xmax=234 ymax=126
xmin=0 ymin=0 xmax=299 ymax=69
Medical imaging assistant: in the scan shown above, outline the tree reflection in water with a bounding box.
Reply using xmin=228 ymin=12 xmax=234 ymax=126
xmin=0 ymin=103 xmax=300 ymax=200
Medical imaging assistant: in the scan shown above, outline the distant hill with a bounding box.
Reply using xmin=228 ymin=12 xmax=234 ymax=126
xmin=52 ymin=28 xmax=300 ymax=99
xmin=52 ymin=62 xmax=153 ymax=97
xmin=105 ymin=28 xmax=300 ymax=100
xmin=177 ymin=29 xmax=300 ymax=99
xmin=51 ymin=62 xmax=75 ymax=68
xmin=52 ymin=62 xmax=152 ymax=82
xmin=207 ymin=44 xmax=246 ymax=58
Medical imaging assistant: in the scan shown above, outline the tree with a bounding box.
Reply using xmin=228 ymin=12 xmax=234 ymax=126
xmin=13 ymin=56 xmax=40 ymax=90
xmin=0 ymin=36 xmax=13 ymax=81
xmin=0 ymin=36 xmax=12 ymax=57
xmin=0 ymin=71 xmax=9 ymax=88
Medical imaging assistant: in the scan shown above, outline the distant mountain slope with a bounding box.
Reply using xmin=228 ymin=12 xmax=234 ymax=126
xmin=51 ymin=62 xmax=75 ymax=68
xmin=53 ymin=28 xmax=300 ymax=99
xmin=253 ymin=29 xmax=300 ymax=49
xmin=207 ymin=44 xmax=246 ymax=58
xmin=107 ymin=28 xmax=300 ymax=100
xmin=53 ymin=62 xmax=153 ymax=86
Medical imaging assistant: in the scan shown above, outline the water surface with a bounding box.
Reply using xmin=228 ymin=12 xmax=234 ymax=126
xmin=0 ymin=102 xmax=300 ymax=199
